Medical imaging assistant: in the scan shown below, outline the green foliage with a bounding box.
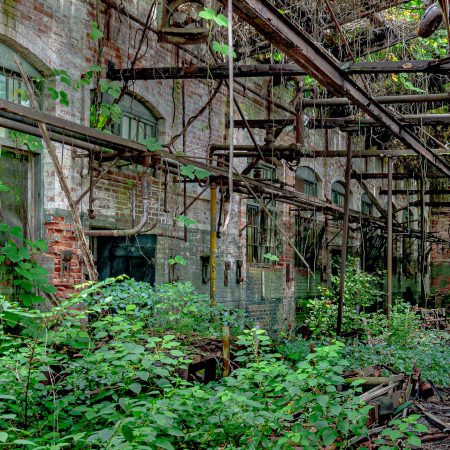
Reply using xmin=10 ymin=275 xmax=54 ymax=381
xmin=174 ymin=215 xmax=197 ymax=227
xmin=0 ymin=276 xmax=377 ymax=449
xmin=99 ymin=79 xmax=121 ymax=99
xmin=179 ymin=164 xmax=211 ymax=181
xmin=303 ymin=258 xmax=384 ymax=338
xmin=8 ymin=131 xmax=44 ymax=152
xmin=263 ymin=252 xmax=279 ymax=262
xmin=375 ymin=414 xmax=426 ymax=449
xmin=89 ymin=21 xmax=104 ymax=40
xmin=168 ymin=255 xmax=186 ymax=266
xmin=212 ymin=41 xmax=237 ymax=59
xmin=142 ymin=137 xmax=163 ymax=152
xmin=199 ymin=7 xmax=229 ymax=28
xmin=0 ymin=223 xmax=55 ymax=306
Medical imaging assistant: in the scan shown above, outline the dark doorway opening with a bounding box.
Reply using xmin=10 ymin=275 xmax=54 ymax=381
xmin=95 ymin=235 xmax=157 ymax=285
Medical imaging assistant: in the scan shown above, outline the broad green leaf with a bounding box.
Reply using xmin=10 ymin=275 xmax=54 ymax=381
xmin=129 ymin=382 xmax=142 ymax=394
xmin=59 ymin=90 xmax=70 ymax=107
xmin=122 ymin=424 xmax=134 ymax=443
xmin=199 ymin=7 xmax=216 ymax=20
xmin=406 ymin=435 xmax=421 ymax=447
xmin=48 ymin=86 xmax=59 ymax=100
xmin=137 ymin=370 xmax=150 ymax=381
xmin=194 ymin=168 xmax=211 ymax=180
xmin=0 ymin=432 xmax=7 ymax=443
xmin=214 ymin=14 xmax=229 ymax=27
xmin=321 ymin=427 xmax=338 ymax=447
xmin=180 ymin=164 xmax=196 ymax=179
xmin=89 ymin=21 xmax=104 ymax=40
xmin=143 ymin=137 xmax=163 ymax=152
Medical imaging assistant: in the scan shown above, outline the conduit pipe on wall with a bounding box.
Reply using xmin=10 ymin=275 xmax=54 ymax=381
xmin=85 ymin=179 xmax=152 ymax=237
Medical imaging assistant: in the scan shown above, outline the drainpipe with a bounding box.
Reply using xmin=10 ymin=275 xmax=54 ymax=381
xmin=85 ymin=178 xmax=151 ymax=237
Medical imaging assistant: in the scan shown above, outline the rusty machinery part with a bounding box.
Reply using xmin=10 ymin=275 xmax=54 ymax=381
xmin=158 ymin=0 xmax=210 ymax=45
xmin=418 ymin=2 xmax=444 ymax=38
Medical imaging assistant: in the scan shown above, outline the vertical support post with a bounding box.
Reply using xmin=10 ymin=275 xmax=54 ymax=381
xmin=222 ymin=325 xmax=231 ymax=377
xmin=336 ymin=134 xmax=353 ymax=337
xmin=210 ymin=184 xmax=217 ymax=307
xmin=419 ymin=172 xmax=426 ymax=305
xmin=387 ymin=157 xmax=393 ymax=320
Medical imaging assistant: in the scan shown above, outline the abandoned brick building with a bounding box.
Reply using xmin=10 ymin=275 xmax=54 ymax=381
xmin=0 ymin=0 xmax=449 ymax=330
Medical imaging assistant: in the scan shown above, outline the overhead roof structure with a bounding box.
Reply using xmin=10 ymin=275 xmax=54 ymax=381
xmin=216 ymin=0 xmax=450 ymax=177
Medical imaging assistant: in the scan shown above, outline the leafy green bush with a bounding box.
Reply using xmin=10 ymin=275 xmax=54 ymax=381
xmin=0 ymin=282 xmax=380 ymax=449
xmin=83 ymin=278 xmax=249 ymax=338
xmin=0 ymin=222 xmax=56 ymax=306
xmin=302 ymin=258 xmax=385 ymax=338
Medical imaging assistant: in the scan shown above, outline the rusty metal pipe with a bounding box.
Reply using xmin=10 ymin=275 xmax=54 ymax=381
xmin=85 ymin=179 xmax=151 ymax=236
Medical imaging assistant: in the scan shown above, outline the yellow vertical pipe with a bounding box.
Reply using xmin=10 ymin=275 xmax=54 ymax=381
xmin=210 ymin=184 xmax=217 ymax=307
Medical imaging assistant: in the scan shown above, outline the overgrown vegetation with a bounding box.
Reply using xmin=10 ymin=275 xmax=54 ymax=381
xmin=0 ymin=279 xmax=372 ymax=449
xmin=0 ymin=225 xmax=446 ymax=449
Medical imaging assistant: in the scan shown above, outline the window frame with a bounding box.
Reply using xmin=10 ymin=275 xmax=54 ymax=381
xmin=99 ymin=92 xmax=159 ymax=143
xmin=296 ymin=166 xmax=319 ymax=197
xmin=246 ymin=200 xmax=278 ymax=264
xmin=0 ymin=46 xmax=43 ymax=240
xmin=361 ymin=193 xmax=373 ymax=216
xmin=331 ymin=181 xmax=345 ymax=207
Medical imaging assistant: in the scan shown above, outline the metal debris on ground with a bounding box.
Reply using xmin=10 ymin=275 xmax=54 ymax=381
xmin=345 ymin=365 xmax=450 ymax=448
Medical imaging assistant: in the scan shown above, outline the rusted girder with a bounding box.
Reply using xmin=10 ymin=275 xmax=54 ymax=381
xmin=211 ymin=144 xmax=450 ymax=158
xmin=351 ymin=172 xmax=448 ymax=180
xmin=230 ymin=114 xmax=450 ymax=129
xmin=107 ymin=60 xmax=450 ymax=81
xmin=302 ymin=92 xmax=450 ymax=107
xmin=379 ymin=189 xmax=450 ymax=195
xmin=217 ymin=0 xmax=450 ymax=177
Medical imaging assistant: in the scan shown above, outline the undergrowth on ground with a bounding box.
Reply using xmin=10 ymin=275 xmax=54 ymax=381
xmin=0 ymin=279 xmax=377 ymax=449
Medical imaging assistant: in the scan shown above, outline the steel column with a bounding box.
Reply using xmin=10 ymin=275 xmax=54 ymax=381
xmin=336 ymin=135 xmax=353 ymax=337
xmin=387 ymin=157 xmax=393 ymax=320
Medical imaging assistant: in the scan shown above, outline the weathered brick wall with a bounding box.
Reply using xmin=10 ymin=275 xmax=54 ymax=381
xmin=1 ymin=0 xmax=446 ymax=329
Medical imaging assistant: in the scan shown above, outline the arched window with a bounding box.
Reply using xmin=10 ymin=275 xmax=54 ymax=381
xmin=361 ymin=193 xmax=373 ymax=216
xmin=331 ymin=181 xmax=345 ymax=207
xmin=296 ymin=166 xmax=320 ymax=197
xmin=99 ymin=93 xmax=158 ymax=143
xmin=0 ymin=43 xmax=39 ymax=106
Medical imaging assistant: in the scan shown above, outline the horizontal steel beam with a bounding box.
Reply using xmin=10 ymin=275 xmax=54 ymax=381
xmin=220 ymin=0 xmax=450 ymax=177
xmin=352 ymin=172 xmax=448 ymax=180
xmin=210 ymin=145 xmax=450 ymax=158
xmin=107 ymin=60 xmax=450 ymax=81
xmin=302 ymin=93 xmax=450 ymax=107
xmin=231 ymin=114 xmax=450 ymax=129
xmin=379 ymin=189 xmax=450 ymax=195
